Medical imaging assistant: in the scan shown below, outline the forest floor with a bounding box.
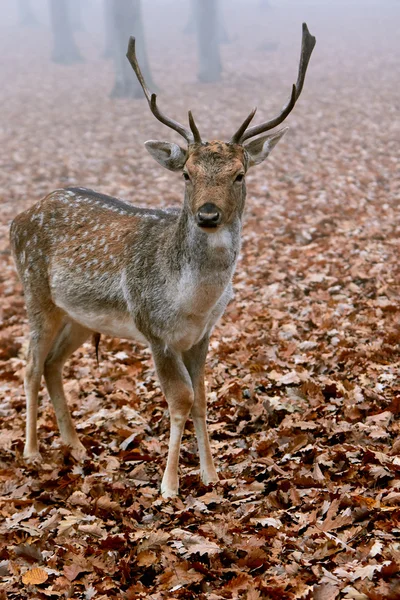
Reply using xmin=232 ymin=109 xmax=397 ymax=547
xmin=0 ymin=4 xmax=399 ymax=600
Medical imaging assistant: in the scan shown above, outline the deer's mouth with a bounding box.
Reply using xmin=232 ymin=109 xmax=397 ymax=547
xmin=198 ymin=222 xmax=220 ymax=230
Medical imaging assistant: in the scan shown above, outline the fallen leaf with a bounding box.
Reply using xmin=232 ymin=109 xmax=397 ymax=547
xmin=22 ymin=567 xmax=48 ymax=585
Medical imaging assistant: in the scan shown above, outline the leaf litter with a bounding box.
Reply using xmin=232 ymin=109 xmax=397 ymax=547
xmin=0 ymin=4 xmax=399 ymax=600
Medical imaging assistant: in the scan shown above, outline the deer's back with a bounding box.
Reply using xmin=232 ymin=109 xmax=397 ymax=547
xmin=10 ymin=187 xmax=178 ymax=314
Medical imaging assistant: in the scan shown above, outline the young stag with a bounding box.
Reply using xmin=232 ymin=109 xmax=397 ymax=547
xmin=10 ymin=24 xmax=315 ymax=498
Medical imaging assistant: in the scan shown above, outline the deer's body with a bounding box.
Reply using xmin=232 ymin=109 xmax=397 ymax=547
xmin=10 ymin=26 xmax=315 ymax=497
xmin=12 ymin=186 xmax=237 ymax=352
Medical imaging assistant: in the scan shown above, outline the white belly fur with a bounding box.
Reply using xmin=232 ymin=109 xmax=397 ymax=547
xmin=57 ymin=305 xmax=149 ymax=345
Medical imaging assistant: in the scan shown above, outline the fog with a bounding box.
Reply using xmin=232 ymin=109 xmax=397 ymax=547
xmin=0 ymin=0 xmax=398 ymax=202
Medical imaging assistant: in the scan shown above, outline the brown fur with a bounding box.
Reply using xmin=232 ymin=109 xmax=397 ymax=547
xmin=185 ymin=142 xmax=246 ymax=221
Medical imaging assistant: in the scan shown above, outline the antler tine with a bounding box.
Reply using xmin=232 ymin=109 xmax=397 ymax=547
xmin=188 ymin=111 xmax=202 ymax=144
xmin=126 ymin=36 xmax=195 ymax=144
xmin=230 ymin=107 xmax=257 ymax=145
xmin=235 ymin=23 xmax=316 ymax=145
xmin=294 ymin=23 xmax=316 ymax=101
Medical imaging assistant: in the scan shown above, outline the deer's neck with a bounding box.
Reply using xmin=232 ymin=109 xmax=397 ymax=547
xmin=168 ymin=204 xmax=241 ymax=278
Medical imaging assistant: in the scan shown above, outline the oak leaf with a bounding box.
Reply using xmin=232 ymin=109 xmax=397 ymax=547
xmin=63 ymin=563 xmax=87 ymax=582
xmin=313 ymin=584 xmax=340 ymax=600
xmin=158 ymin=565 xmax=203 ymax=590
xmin=170 ymin=528 xmax=221 ymax=557
xmin=136 ymin=531 xmax=170 ymax=553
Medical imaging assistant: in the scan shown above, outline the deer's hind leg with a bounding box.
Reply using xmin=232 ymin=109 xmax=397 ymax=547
xmin=23 ymin=308 xmax=64 ymax=460
xmin=43 ymin=320 xmax=91 ymax=458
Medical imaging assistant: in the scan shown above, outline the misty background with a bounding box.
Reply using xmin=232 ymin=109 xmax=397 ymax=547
xmin=0 ymin=0 xmax=398 ymax=210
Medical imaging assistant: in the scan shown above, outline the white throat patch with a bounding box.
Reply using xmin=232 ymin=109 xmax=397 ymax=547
xmin=206 ymin=229 xmax=232 ymax=249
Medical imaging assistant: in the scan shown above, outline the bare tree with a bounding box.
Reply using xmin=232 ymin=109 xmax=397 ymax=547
xmin=217 ymin=0 xmax=230 ymax=43
xmin=185 ymin=0 xmax=229 ymax=43
xmin=18 ymin=0 xmax=38 ymax=26
xmin=49 ymin=0 xmax=82 ymax=64
xmin=103 ymin=0 xmax=114 ymax=58
xmin=183 ymin=0 xmax=196 ymax=34
xmin=70 ymin=1 xmax=86 ymax=32
xmin=108 ymin=0 xmax=155 ymax=98
xmin=195 ymin=0 xmax=222 ymax=83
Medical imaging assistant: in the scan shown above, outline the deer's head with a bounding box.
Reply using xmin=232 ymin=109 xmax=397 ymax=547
xmin=127 ymin=24 xmax=316 ymax=231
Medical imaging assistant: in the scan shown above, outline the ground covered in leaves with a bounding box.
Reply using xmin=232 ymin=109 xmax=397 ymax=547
xmin=0 ymin=2 xmax=399 ymax=599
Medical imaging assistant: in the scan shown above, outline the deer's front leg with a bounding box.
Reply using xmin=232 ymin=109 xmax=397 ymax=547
xmin=152 ymin=344 xmax=194 ymax=498
xmin=183 ymin=336 xmax=219 ymax=486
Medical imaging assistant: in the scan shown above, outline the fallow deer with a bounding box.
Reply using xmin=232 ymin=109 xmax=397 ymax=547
xmin=10 ymin=24 xmax=315 ymax=498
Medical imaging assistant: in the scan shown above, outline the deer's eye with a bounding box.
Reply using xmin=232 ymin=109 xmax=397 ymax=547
xmin=234 ymin=173 xmax=244 ymax=183
xmin=183 ymin=172 xmax=190 ymax=181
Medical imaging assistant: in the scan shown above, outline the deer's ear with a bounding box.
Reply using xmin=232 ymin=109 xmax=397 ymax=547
xmin=245 ymin=127 xmax=288 ymax=167
xmin=145 ymin=141 xmax=187 ymax=171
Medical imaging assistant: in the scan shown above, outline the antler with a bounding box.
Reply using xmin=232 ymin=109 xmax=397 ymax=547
xmin=126 ymin=37 xmax=201 ymax=145
xmin=231 ymin=23 xmax=316 ymax=145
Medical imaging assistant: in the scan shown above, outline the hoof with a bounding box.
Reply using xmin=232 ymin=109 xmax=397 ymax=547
xmin=161 ymin=482 xmax=179 ymax=499
xmin=23 ymin=448 xmax=42 ymax=464
xmin=201 ymin=470 xmax=219 ymax=486
xmin=69 ymin=443 xmax=88 ymax=462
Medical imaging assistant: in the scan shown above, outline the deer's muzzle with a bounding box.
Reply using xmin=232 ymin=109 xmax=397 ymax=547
xmin=196 ymin=203 xmax=222 ymax=228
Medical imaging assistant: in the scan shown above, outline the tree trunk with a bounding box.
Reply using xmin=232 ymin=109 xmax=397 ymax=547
xmin=260 ymin=0 xmax=272 ymax=10
xmin=217 ymin=2 xmax=230 ymax=44
xmin=18 ymin=0 xmax=38 ymax=26
xmin=70 ymin=1 xmax=85 ymax=32
xmin=109 ymin=0 xmax=156 ymax=98
xmin=49 ymin=0 xmax=82 ymax=64
xmin=195 ymin=0 xmax=222 ymax=83
xmin=103 ymin=0 xmax=114 ymax=59
xmin=183 ymin=0 xmax=196 ymax=34
xmin=187 ymin=0 xmax=229 ymax=44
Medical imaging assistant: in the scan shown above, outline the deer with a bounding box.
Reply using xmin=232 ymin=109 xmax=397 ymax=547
xmin=10 ymin=24 xmax=315 ymax=498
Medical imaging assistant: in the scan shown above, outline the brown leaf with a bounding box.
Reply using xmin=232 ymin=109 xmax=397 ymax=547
xmin=78 ymin=523 xmax=105 ymax=538
xmin=136 ymin=531 xmax=170 ymax=553
xmin=136 ymin=550 xmax=158 ymax=567
xmin=63 ymin=563 xmax=87 ymax=582
xmin=22 ymin=567 xmax=48 ymax=585
xmin=313 ymin=584 xmax=340 ymax=600
xmin=158 ymin=565 xmax=203 ymax=590
xmin=13 ymin=543 xmax=43 ymax=563
xmin=96 ymin=495 xmax=120 ymax=512
xmin=170 ymin=528 xmax=221 ymax=557
xmin=321 ymin=500 xmax=353 ymax=532
xmin=224 ymin=573 xmax=253 ymax=592
xmin=67 ymin=491 xmax=90 ymax=507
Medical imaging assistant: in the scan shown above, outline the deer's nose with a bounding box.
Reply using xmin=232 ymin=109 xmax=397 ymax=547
xmin=196 ymin=203 xmax=221 ymax=228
